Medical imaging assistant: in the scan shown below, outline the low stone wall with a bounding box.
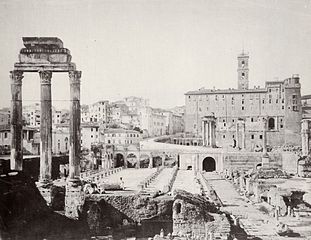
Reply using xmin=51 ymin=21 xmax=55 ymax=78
xmin=80 ymin=167 xmax=123 ymax=183
xmin=137 ymin=166 xmax=164 ymax=192
xmin=162 ymin=166 xmax=178 ymax=193
xmin=197 ymin=172 xmax=223 ymax=206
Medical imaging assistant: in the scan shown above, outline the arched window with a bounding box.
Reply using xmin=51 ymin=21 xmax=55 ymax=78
xmin=65 ymin=137 xmax=68 ymax=151
xmin=175 ymin=203 xmax=181 ymax=214
xmin=268 ymin=118 xmax=275 ymax=130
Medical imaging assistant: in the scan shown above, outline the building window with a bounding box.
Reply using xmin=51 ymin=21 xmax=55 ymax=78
xmin=91 ymin=135 xmax=93 ymax=138
xmin=194 ymin=124 xmax=196 ymax=129
xmin=262 ymin=100 xmax=265 ymax=104
xmin=251 ymin=117 xmax=254 ymax=122
xmin=242 ymin=100 xmax=244 ymax=104
xmin=259 ymin=135 xmax=263 ymax=139
xmin=223 ymin=135 xmax=226 ymax=139
xmin=251 ymin=135 xmax=254 ymax=139
xmin=242 ymin=106 xmax=244 ymax=110
xmin=268 ymin=118 xmax=275 ymax=130
xmin=108 ymin=140 xmax=111 ymax=144
xmin=4 ymin=132 xmax=7 ymax=138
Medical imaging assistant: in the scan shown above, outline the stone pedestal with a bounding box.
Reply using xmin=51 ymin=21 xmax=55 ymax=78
xmin=36 ymin=181 xmax=54 ymax=206
xmin=65 ymin=180 xmax=85 ymax=219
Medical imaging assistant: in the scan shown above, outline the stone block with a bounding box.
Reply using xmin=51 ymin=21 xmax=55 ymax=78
xmin=65 ymin=181 xmax=85 ymax=219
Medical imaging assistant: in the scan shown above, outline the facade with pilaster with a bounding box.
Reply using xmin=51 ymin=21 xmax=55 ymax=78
xmin=185 ymin=52 xmax=302 ymax=151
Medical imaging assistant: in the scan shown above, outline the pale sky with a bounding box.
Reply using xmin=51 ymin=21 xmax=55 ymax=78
xmin=0 ymin=0 xmax=311 ymax=110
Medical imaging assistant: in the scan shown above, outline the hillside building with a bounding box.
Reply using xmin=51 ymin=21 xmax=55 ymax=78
xmin=185 ymin=52 xmax=302 ymax=151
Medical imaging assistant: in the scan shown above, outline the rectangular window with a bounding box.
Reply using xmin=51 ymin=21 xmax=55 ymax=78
xmin=251 ymin=135 xmax=254 ymax=139
xmin=223 ymin=135 xmax=226 ymax=139
xmin=259 ymin=135 xmax=263 ymax=139
xmin=242 ymin=106 xmax=244 ymax=110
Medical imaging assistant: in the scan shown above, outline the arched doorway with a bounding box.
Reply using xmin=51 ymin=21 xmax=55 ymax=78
xmin=115 ymin=153 xmax=125 ymax=168
xmin=202 ymin=157 xmax=216 ymax=172
xmin=140 ymin=153 xmax=150 ymax=168
xmin=127 ymin=153 xmax=137 ymax=168
xmin=153 ymin=155 xmax=162 ymax=167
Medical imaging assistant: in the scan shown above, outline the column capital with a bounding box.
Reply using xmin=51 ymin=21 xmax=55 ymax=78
xmin=69 ymin=70 xmax=82 ymax=84
xmin=10 ymin=70 xmax=24 ymax=84
xmin=39 ymin=70 xmax=52 ymax=84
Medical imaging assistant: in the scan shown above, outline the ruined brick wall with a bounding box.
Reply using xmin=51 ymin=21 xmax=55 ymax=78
xmin=84 ymin=195 xmax=173 ymax=230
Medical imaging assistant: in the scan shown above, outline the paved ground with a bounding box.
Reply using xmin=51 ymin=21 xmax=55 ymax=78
xmin=171 ymin=170 xmax=201 ymax=194
xmin=143 ymin=167 xmax=175 ymax=195
xmin=204 ymin=172 xmax=279 ymax=238
xmin=100 ymin=168 xmax=156 ymax=192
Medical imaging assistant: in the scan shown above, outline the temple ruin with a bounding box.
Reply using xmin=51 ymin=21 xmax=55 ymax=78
xmin=10 ymin=37 xmax=82 ymax=218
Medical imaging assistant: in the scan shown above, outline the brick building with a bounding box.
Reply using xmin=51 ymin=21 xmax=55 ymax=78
xmin=185 ymin=53 xmax=302 ymax=150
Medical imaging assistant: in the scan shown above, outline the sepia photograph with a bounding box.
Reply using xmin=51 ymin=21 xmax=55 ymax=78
xmin=0 ymin=0 xmax=311 ymax=239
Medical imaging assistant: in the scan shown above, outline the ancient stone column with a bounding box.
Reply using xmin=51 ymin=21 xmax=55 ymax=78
xmin=241 ymin=120 xmax=246 ymax=150
xmin=10 ymin=70 xmax=24 ymax=171
xmin=236 ymin=122 xmax=240 ymax=149
xmin=39 ymin=70 xmax=53 ymax=183
xmin=262 ymin=117 xmax=267 ymax=154
xmin=202 ymin=120 xmax=206 ymax=146
xmin=211 ymin=121 xmax=216 ymax=148
xmin=207 ymin=121 xmax=211 ymax=146
xmin=68 ymin=70 xmax=82 ymax=180
xmin=301 ymin=120 xmax=310 ymax=156
xmin=149 ymin=153 xmax=153 ymax=168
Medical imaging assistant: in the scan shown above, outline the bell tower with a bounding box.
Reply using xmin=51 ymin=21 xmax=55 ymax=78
xmin=237 ymin=52 xmax=249 ymax=90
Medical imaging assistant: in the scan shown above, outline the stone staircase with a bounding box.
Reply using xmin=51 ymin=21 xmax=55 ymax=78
xmin=140 ymin=167 xmax=176 ymax=196
xmin=171 ymin=170 xmax=201 ymax=195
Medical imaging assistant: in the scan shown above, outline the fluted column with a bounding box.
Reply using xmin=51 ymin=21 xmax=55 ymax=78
xmin=39 ymin=70 xmax=52 ymax=183
xmin=68 ymin=71 xmax=81 ymax=180
xmin=10 ymin=70 xmax=24 ymax=170
xmin=236 ymin=122 xmax=240 ymax=149
xmin=301 ymin=120 xmax=310 ymax=156
xmin=202 ymin=120 xmax=206 ymax=146
xmin=211 ymin=121 xmax=216 ymax=148
xmin=241 ymin=121 xmax=246 ymax=149
xmin=208 ymin=121 xmax=212 ymax=146
xmin=262 ymin=118 xmax=267 ymax=154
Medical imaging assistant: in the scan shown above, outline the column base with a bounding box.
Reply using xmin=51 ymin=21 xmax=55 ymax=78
xmin=65 ymin=178 xmax=85 ymax=219
xmin=36 ymin=180 xmax=54 ymax=207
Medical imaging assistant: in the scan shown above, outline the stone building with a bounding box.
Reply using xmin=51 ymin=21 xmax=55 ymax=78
xmin=88 ymin=100 xmax=111 ymax=124
xmin=185 ymin=52 xmax=302 ymax=150
xmin=123 ymin=96 xmax=149 ymax=114
xmin=140 ymin=107 xmax=166 ymax=137
xmin=0 ymin=124 xmax=39 ymax=155
xmin=100 ymin=128 xmax=141 ymax=146
xmin=302 ymin=94 xmax=311 ymax=119
xmin=0 ymin=108 xmax=10 ymax=126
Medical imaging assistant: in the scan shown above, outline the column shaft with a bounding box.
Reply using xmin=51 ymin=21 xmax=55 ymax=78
xmin=10 ymin=70 xmax=24 ymax=170
xmin=236 ymin=123 xmax=240 ymax=148
xmin=241 ymin=122 xmax=246 ymax=149
xmin=69 ymin=71 xmax=82 ymax=180
xmin=202 ymin=120 xmax=206 ymax=146
xmin=39 ymin=71 xmax=53 ymax=182
xmin=262 ymin=118 xmax=267 ymax=154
